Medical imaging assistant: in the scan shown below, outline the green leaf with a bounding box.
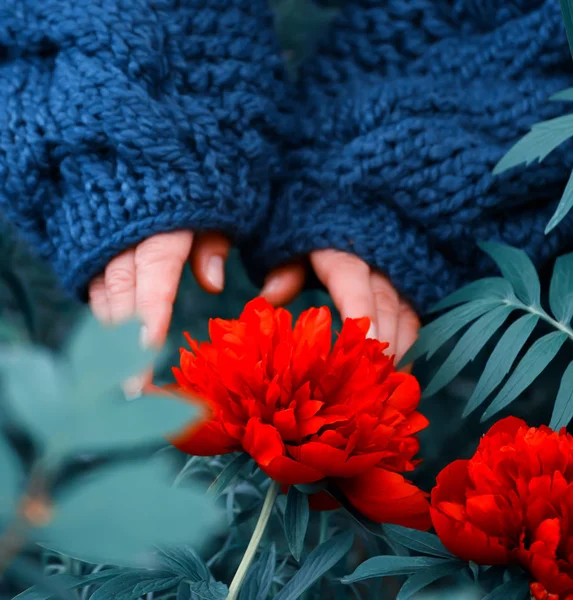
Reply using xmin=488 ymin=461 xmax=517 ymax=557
xmin=12 ymin=570 xmax=123 ymax=600
xmin=400 ymin=300 xmax=502 ymax=366
xmin=492 ymin=114 xmax=573 ymax=175
xmin=187 ymin=580 xmax=229 ymax=599
xmin=430 ymin=278 xmax=514 ymax=313
xmin=342 ymin=556 xmax=448 ymax=584
xmin=274 ymin=532 xmax=354 ymax=600
xmin=549 ymin=252 xmax=573 ymax=322
xmin=284 ymin=486 xmax=310 ymax=562
xmin=481 ymin=331 xmax=568 ymax=422
xmin=53 ymin=392 xmax=197 ymax=456
xmin=37 ymin=458 xmax=220 ymax=567
xmin=396 ymin=561 xmax=465 ymax=600
xmin=64 ymin=314 xmax=156 ymax=399
xmin=463 ymin=313 xmax=539 ymax=417
xmin=158 ymin=546 xmax=211 ymax=582
xmin=0 ymin=347 xmax=69 ymax=444
xmin=550 ymin=87 xmax=573 ymax=102
xmin=0 ymin=434 xmax=21 ymax=517
xmin=479 ymin=242 xmax=540 ymax=306
xmin=423 ymin=305 xmax=514 ymax=398
xmin=550 ymin=361 xmax=573 ymax=430
xmin=560 ymin=0 xmax=573 ymax=61
xmin=546 ymin=168 xmax=573 ymax=233
xmin=207 ymin=453 xmax=251 ymax=499
xmin=90 ymin=571 xmax=182 ymax=600
xmin=239 ymin=545 xmax=276 ymax=600
xmin=382 ymin=526 xmax=454 ymax=560
xmin=482 ymin=577 xmax=530 ymax=600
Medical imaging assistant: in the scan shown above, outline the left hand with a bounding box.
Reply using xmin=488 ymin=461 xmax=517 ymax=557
xmin=260 ymin=250 xmax=420 ymax=365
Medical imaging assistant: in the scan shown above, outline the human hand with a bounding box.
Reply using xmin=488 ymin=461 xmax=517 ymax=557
xmin=88 ymin=230 xmax=231 ymax=396
xmin=260 ymin=250 xmax=420 ymax=365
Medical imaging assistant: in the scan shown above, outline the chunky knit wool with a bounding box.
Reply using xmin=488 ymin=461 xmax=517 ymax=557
xmin=2 ymin=0 xmax=573 ymax=313
xmin=244 ymin=0 xmax=573 ymax=313
xmin=0 ymin=0 xmax=290 ymax=299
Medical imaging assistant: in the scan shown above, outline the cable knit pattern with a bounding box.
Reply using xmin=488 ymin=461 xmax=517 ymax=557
xmin=0 ymin=0 xmax=290 ymax=299
xmin=245 ymin=0 xmax=573 ymax=313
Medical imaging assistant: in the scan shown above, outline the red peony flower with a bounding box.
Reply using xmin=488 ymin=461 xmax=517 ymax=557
xmin=431 ymin=417 xmax=573 ymax=600
xmin=169 ymin=298 xmax=430 ymax=529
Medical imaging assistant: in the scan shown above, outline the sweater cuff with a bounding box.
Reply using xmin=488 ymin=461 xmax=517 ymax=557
xmin=0 ymin=0 xmax=290 ymax=300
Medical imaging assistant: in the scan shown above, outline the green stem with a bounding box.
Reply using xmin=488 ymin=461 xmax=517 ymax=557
xmin=226 ymin=480 xmax=280 ymax=600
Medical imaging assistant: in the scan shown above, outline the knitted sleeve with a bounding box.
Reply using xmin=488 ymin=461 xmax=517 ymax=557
xmin=244 ymin=0 xmax=573 ymax=314
xmin=0 ymin=0 xmax=290 ymax=300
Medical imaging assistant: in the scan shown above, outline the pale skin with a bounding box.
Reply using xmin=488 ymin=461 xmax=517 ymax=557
xmin=88 ymin=230 xmax=420 ymax=395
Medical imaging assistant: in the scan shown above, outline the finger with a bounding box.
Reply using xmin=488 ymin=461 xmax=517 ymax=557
xmin=190 ymin=232 xmax=230 ymax=294
xmin=396 ymin=301 xmax=421 ymax=369
xmin=88 ymin=275 xmax=111 ymax=323
xmin=310 ymin=250 xmax=377 ymax=336
xmin=104 ymin=249 xmax=136 ymax=324
xmin=370 ymin=272 xmax=400 ymax=355
xmin=135 ymin=230 xmax=193 ymax=348
xmin=260 ymin=262 xmax=306 ymax=306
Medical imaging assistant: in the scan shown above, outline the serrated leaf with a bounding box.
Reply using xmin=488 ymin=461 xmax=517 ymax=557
xmin=158 ymin=546 xmax=211 ymax=582
xmin=551 ymin=87 xmax=573 ymax=101
xmin=546 ymin=168 xmax=573 ymax=233
xmin=187 ymin=580 xmax=229 ymax=599
xmin=481 ymin=331 xmax=568 ymax=421
xmin=549 ymin=360 xmax=573 ymax=430
xmin=274 ymin=532 xmax=354 ymax=600
xmin=423 ymin=305 xmax=514 ymax=398
xmin=37 ymin=457 xmax=220 ymax=567
xmin=463 ymin=313 xmax=539 ymax=417
xmin=382 ymin=526 xmax=454 ymax=559
xmin=90 ymin=571 xmax=182 ymax=600
xmin=284 ymin=487 xmax=309 ymax=562
xmin=207 ymin=453 xmax=250 ymax=499
xmin=65 ymin=314 xmax=157 ymax=399
xmin=0 ymin=347 xmax=69 ymax=444
xmin=53 ymin=392 xmax=197 ymax=456
xmin=482 ymin=576 xmax=529 ymax=600
xmin=396 ymin=561 xmax=465 ymax=600
xmin=492 ymin=114 xmax=573 ymax=175
xmin=430 ymin=278 xmax=514 ymax=313
xmin=12 ymin=570 xmax=123 ymax=600
xmin=0 ymin=434 xmax=21 ymax=517
xmin=549 ymin=252 xmax=573 ymax=322
xmin=560 ymin=0 xmax=573 ymax=61
xmin=400 ymin=300 xmax=502 ymax=367
xmin=479 ymin=242 xmax=540 ymax=306
xmin=239 ymin=545 xmax=276 ymax=600
xmin=342 ymin=556 xmax=448 ymax=584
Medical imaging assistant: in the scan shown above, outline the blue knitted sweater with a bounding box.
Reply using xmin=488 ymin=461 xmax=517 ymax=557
xmin=1 ymin=0 xmax=573 ymax=313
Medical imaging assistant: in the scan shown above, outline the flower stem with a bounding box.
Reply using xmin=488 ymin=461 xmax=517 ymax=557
xmin=226 ymin=480 xmax=280 ymax=600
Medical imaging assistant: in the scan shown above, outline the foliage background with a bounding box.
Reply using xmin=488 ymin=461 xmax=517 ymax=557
xmin=0 ymin=1 xmax=565 ymax=599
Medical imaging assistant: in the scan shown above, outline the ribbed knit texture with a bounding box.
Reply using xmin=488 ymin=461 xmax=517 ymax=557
xmin=245 ymin=0 xmax=573 ymax=313
xmin=0 ymin=0 xmax=290 ymax=299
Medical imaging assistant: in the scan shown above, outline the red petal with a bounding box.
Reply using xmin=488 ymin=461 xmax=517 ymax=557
xmin=261 ymin=455 xmax=324 ymax=485
xmin=431 ymin=460 xmax=472 ymax=506
xmin=291 ymin=442 xmax=385 ymax=478
xmin=171 ymin=421 xmax=240 ymax=456
xmin=293 ymin=306 xmax=332 ymax=357
xmin=308 ymin=491 xmax=340 ymax=511
xmin=340 ymin=468 xmax=431 ymax=530
xmin=431 ymin=505 xmax=510 ymax=564
xmin=485 ymin=416 xmax=527 ymax=438
xmin=273 ymin=409 xmax=299 ymax=441
xmin=385 ymin=373 xmax=422 ymax=414
xmin=242 ymin=418 xmax=285 ymax=467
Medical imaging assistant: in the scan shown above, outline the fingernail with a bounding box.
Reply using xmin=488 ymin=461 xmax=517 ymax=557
xmin=366 ymin=324 xmax=378 ymax=340
xmin=206 ymin=256 xmax=225 ymax=290
xmin=261 ymin=276 xmax=280 ymax=298
xmin=122 ymin=375 xmax=143 ymax=400
xmin=139 ymin=325 xmax=150 ymax=349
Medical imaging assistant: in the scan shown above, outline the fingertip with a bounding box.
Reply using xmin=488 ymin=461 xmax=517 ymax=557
xmin=260 ymin=263 xmax=305 ymax=306
xmin=191 ymin=233 xmax=230 ymax=294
